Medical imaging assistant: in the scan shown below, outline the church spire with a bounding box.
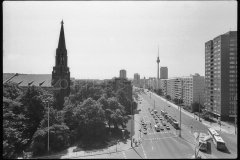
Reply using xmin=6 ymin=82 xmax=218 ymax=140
xmin=58 ymin=20 xmax=66 ymax=50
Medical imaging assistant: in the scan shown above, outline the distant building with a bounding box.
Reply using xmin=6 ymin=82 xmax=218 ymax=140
xmin=182 ymin=74 xmax=205 ymax=107
xmin=133 ymin=73 xmax=140 ymax=87
xmin=160 ymin=79 xmax=168 ymax=96
xmin=160 ymin=67 xmax=168 ymax=79
xmin=112 ymin=78 xmax=132 ymax=100
xmin=205 ymin=31 xmax=237 ymax=121
xmin=120 ymin=69 xmax=127 ymax=79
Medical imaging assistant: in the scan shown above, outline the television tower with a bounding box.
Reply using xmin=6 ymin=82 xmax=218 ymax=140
xmin=156 ymin=46 xmax=160 ymax=89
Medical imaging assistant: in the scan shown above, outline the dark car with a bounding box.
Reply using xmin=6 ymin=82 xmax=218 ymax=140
xmin=143 ymin=130 xmax=147 ymax=134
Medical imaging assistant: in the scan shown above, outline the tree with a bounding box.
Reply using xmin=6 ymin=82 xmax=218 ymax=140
xmin=116 ymin=89 xmax=130 ymax=114
xmin=3 ymin=97 xmax=27 ymax=159
xmin=73 ymin=98 xmax=106 ymax=143
xmin=191 ymin=101 xmax=204 ymax=113
xmin=173 ymin=98 xmax=183 ymax=104
xmin=107 ymin=97 xmax=127 ymax=129
xmin=30 ymin=124 xmax=70 ymax=156
xmin=3 ymin=82 xmax=23 ymax=100
xmin=20 ymin=86 xmax=53 ymax=141
xmin=165 ymin=95 xmax=171 ymax=100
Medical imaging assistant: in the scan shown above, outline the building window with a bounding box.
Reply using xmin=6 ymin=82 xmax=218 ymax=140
xmin=230 ymin=79 xmax=235 ymax=82
xmin=230 ymin=57 xmax=235 ymax=60
xmin=230 ymin=39 xmax=235 ymax=41
xmin=230 ymin=52 xmax=235 ymax=55
xmin=230 ymin=66 xmax=235 ymax=68
xmin=230 ymin=44 xmax=235 ymax=46
xmin=230 ymin=70 xmax=235 ymax=73
xmin=230 ymin=61 xmax=235 ymax=64
xmin=230 ymin=75 xmax=235 ymax=77
xmin=230 ymin=48 xmax=235 ymax=51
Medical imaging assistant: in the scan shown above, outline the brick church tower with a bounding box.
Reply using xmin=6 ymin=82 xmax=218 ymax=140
xmin=52 ymin=20 xmax=70 ymax=110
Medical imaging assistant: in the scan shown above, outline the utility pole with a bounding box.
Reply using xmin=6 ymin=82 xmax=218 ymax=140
xmin=154 ymin=100 xmax=155 ymax=109
xmin=235 ymin=94 xmax=237 ymax=135
xmin=131 ymin=102 xmax=133 ymax=147
xmin=199 ymin=94 xmax=200 ymax=122
xmin=48 ymin=101 xmax=49 ymax=153
xmin=179 ymin=98 xmax=181 ymax=137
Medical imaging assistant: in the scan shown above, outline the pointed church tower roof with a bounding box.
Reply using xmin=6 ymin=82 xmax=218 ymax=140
xmin=58 ymin=20 xmax=66 ymax=50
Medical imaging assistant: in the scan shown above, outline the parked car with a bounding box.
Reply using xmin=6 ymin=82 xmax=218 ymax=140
xmin=160 ymin=125 xmax=164 ymax=130
xmin=162 ymin=121 xmax=166 ymax=126
xmin=154 ymin=125 xmax=160 ymax=132
xmin=143 ymin=129 xmax=147 ymax=134
xmin=166 ymin=125 xmax=170 ymax=130
xmin=151 ymin=112 xmax=154 ymax=115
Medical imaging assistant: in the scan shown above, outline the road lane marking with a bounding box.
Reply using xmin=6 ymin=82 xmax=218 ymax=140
xmin=140 ymin=143 xmax=147 ymax=159
xmin=122 ymin=151 xmax=126 ymax=159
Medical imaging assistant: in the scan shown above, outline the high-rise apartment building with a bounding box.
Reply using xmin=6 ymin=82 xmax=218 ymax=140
xmin=160 ymin=67 xmax=168 ymax=79
xmin=120 ymin=69 xmax=127 ymax=79
xmin=160 ymin=79 xmax=168 ymax=96
xmin=182 ymin=74 xmax=205 ymax=107
xmin=205 ymin=31 xmax=237 ymax=121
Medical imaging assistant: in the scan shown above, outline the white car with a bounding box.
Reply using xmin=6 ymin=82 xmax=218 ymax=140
xmin=166 ymin=125 xmax=170 ymax=130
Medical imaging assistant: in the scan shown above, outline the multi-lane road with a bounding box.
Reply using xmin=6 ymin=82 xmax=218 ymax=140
xmin=74 ymin=88 xmax=237 ymax=159
xmin=137 ymin=88 xmax=237 ymax=159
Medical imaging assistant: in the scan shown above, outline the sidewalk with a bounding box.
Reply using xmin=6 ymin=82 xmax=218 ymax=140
xmin=33 ymin=112 xmax=142 ymax=159
xmin=153 ymin=92 xmax=237 ymax=135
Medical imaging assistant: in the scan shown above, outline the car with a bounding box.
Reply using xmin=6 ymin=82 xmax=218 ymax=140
xmin=160 ymin=125 xmax=164 ymax=130
xmin=143 ymin=129 xmax=147 ymax=134
xmin=159 ymin=117 xmax=163 ymax=120
xmin=151 ymin=112 xmax=154 ymax=115
xmin=166 ymin=125 xmax=170 ymax=130
xmin=154 ymin=125 xmax=160 ymax=132
xmin=154 ymin=118 xmax=158 ymax=121
xmin=162 ymin=122 xmax=166 ymax=126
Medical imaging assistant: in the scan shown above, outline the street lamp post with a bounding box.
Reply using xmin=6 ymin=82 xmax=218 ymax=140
xmin=131 ymin=102 xmax=133 ymax=147
xmin=43 ymin=101 xmax=50 ymax=154
xmin=179 ymin=98 xmax=182 ymax=137
xmin=198 ymin=94 xmax=200 ymax=122
xmin=122 ymin=129 xmax=125 ymax=140
xmin=154 ymin=100 xmax=155 ymax=109
xmin=194 ymin=92 xmax=201 ymax=122
xmin=234 ymin=95 xmax=237 ymax=135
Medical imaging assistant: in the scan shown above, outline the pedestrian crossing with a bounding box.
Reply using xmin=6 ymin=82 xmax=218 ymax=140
xmin=144 ymin=135 xmax=178 ymax=141
xmin=148 ymin=131 xmax=173 ymax=135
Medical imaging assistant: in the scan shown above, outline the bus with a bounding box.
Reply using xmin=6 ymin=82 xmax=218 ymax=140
xmin=213 ymin=135 xmax=225 ymax=150
xmin=198 ymin=133 xmax=207 ymax=151
xmin=207 ymin=128 xmax=225 ymax=150
xmin=207 ymin=128 xmax=219 ymax=137
xmin=169 ymin=117 xmax=179 ymax=129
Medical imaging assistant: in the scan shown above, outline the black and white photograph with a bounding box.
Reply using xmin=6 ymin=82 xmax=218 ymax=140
xmin=3 ymin=0 xmax=237 ymax=159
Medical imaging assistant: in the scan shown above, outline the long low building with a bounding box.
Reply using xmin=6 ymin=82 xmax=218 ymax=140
xmin=3 ymin=73 xmax=53 ymax=89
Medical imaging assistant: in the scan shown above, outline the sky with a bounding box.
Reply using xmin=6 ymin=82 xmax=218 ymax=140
xmin=3 ymin=1 xmax=237 ymax=80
